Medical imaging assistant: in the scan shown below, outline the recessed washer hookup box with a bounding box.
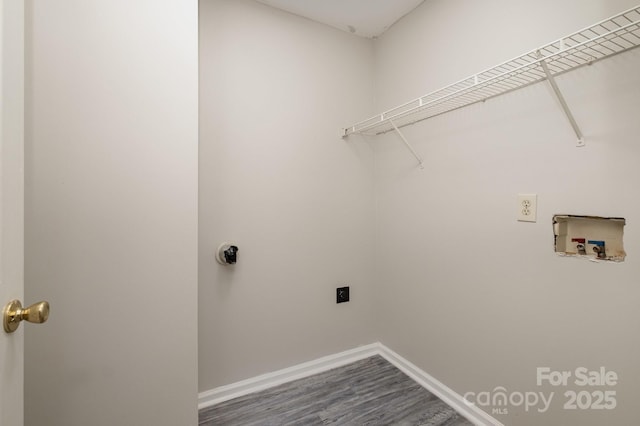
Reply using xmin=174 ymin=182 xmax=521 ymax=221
xmin=553 ymin=215 xmax=626 ymax=262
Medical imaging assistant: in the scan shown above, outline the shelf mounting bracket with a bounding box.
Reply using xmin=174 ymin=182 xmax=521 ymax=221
xmin=537 ymin=50 xmax=585 ymax=147
xmin=389 ymin=119 xmax=424 ymax=169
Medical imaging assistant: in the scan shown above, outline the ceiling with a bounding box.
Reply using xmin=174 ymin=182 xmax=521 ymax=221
xmin=253 ymin=0 xmax=426 ymax=39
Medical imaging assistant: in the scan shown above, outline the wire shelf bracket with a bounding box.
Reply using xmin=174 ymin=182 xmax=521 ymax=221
xmin=537 ymin=50 xmax=585 ymax=147
xmin=342 ymin=4 xmax=640 ymax=154
xmin=389 ymin=119 xmax=424 ymax=169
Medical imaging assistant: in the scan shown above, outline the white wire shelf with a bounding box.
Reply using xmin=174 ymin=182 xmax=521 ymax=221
xmin=343 ymin=5 xmax=640 ymax=138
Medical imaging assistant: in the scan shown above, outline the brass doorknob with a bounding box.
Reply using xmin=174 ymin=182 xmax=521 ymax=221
xmin=3 ymin=300 xmax=50 ymax=333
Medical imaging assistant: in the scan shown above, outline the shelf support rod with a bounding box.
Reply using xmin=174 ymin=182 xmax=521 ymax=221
xmin=537 ymin=51 xmax=585 ymax=147
xmin=389 ymin=119 xmax=424 ymax=169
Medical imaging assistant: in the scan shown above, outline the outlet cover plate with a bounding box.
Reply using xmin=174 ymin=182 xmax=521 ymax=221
xmin=517 ymin=194 xmax=537 ymax=222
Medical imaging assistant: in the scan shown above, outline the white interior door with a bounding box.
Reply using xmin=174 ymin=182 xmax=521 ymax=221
xmin=0 ymin=0 xmax=25 ymax=425
xmin=3 ymin=2 xmax=199 ymax=423
xmin=21 ymin=2 xmax=198 ymax=424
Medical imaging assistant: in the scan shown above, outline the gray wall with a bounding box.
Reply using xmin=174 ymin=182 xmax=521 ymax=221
xmin=373 ymin=0 xmax=640 ymax=425
xmin=198 ymin=0 xmax=377 ymax=390
xmin=24 ymin=1 xmax=199 ymax=425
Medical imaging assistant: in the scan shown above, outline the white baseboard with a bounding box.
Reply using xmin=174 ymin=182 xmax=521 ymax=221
xmin=198 ymin=343 xmax=380 ymax=410
xmin=376 ymin=344 xmax=503 ymax=426
xmin=198 ymin=342 xmax=502 ymax=426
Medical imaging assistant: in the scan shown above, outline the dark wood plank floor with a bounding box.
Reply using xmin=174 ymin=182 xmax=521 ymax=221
xmin=199 ymin=355 xmax=474 ymax=425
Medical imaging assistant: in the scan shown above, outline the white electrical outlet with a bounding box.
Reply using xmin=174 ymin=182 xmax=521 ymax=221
xmin=517 ymin=194 xmax=537 ymax=222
